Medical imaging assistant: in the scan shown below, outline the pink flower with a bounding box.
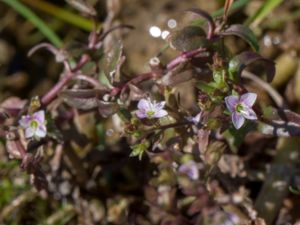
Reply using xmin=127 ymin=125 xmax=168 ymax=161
xmin=136 ymin=98 xmax=168 ymax=119
xmin=225 ymin=93 xmax=257 ymax=129
xmin=19 ymin=110 xmax=47 ymax=139
xmin=178 ymin=160 xmax=199 ymax=180
xmin=185 ymin=112 xmax=202 ymax=125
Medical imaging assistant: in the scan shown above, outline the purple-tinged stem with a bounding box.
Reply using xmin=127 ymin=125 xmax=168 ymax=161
xmin=109 ymin=72 xmax=154 ymax=96
xmin=41 ymin=54 xmax=90 ymax=105
xmin=166 ymin=48 xmax=206 ymax=70
xmin=73 ymin=74 xmax=102 ymax=88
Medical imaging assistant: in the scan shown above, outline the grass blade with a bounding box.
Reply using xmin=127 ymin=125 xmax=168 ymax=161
xmin=193 ymin=0 xmax=251 ymax=26
xmin=21 ymin=0 xmax=94 ymax=31
xmin=245 ymin=0 xmax=284 ymax=27
xmin=3 ymin=0 xmax=63 ymax=47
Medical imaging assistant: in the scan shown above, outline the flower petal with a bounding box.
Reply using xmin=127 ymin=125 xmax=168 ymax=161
xmin=179 ymin=161 xmax=199 ymax=180
xmin=25 ymin=127 xmax=35 ymax=138
xmin=137 ymin=99 xmax=152 ymax=111
xmin=240 ymin=93 xmax=257 ymax=107
xmin=19 ymin=115 xmax=31 ymax=128
xmin=33 ymin=110 xmax=45 ymax=123
xmin=225 ymin=95 xmax=239 ymax=113
xmin=154 ymin=109 xmax=168 ymax=118
xmin=240 ymin=107 xmax=257 ymax=120
xmin=136 ymin=110 xmax=147 ymax=119
xmin=154 ymin=101 xmax=166 ymax=110
xmin=35 ymin=125 xmax=47 ymax=138
xmin=232 ymin=112 xmax=245 ymax=129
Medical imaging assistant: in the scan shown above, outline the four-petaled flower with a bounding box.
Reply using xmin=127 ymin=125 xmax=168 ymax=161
xmin=225 ymin=93 xmax=257 ymax=129
xmin=19 ymin=110 xmax=47 ymax=139
xmin=136 ymin=98 xmax=168 ymax=119
xmin=178 ymin=160 xmax=199 ymax=180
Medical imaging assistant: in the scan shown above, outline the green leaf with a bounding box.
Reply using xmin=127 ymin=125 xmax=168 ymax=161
xmin=289 ymin=186 xmax=300 ymax=195
xmin=213 ymin=69 xmax=227 ymax=89
xmin=245 ymin=0 xmax=284 ymax=27
xmin=196 ymin=81 xmax=217 ymax=94
xmin=3 ymin=0 xmax=63 ymax=47
xmin=221 ymin=24 xmax=259 ymax=52
xmin=130 ymin=141 xmax=149 ymax=160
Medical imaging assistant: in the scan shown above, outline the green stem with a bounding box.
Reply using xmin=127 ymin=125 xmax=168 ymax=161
xmin=3 ymin=0 xmax=63 ymax=47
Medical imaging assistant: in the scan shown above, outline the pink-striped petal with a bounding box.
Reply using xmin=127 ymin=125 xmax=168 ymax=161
xmin=225 ymin=95 xmax=239 ymax=113
xmin=25 ymin=127 xmax=35 ymax=138
xmin=35 ymin=125 xmax=47 ymax=138
xmin=241 ymin=107 xmax=257 ymax=120
xmin=136 ymin=110 xmax=147 ymax=119
xmin=240 ymin=93 xmax=257 ymax=107
xmin=154 ymin=101 xmax=166 ymax=110
xmin=154 ymin=109 xmax=168 ymax=118
xmin=33 ymin=110 xmax=45 ymax=123
xmin=19 ymin=115 xmax=31 ymax=128
xmin=232 ymin=112 xmax=245 ymax=129
xmin=137 ymin=99 xmax=151 ymax=111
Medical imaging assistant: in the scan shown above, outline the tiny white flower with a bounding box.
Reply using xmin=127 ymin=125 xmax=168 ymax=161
xmin=225 ymin=93 xmax=257 ymax=129
xmin=19 ymin=110 xmax=47 ymax=139
xmin=136 ymin=98 xmax=168 ymax=119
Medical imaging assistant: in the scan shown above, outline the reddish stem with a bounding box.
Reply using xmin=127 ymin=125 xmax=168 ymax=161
xmin=110 ymin=72 xmax=154 ymax=96
xmin=41 ymin=54 xmax=90 ymax=105
xmin=167 ymin=48 xmax=206 ymax=70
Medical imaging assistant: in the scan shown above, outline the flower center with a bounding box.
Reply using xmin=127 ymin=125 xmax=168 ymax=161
xmin=146 ymin=111 xmax=155 ymax=118
xmin=30 ymin=120 xmax=39 ymax=128
xmin=235 ymin=104 xmax=244 ymax=113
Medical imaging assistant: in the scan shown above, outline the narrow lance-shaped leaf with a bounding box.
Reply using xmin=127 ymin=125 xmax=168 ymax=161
xmin=60 ymin=89 xmax=119 ymax=117
xmin=228 ymin=51 xmax=275 ymax=82
xmin=99 ymin=41 xmax=124 ymax=84
xmin=60 ymin=89 xmax=108 ymax=110
xmin=245 ymin=0 xmax=284 ymax=27
xmin=221 ymin=24 xmax=259 ymax=52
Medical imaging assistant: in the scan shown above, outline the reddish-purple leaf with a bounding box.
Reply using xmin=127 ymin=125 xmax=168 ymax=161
xmin=229 ymin=51 xmax=275 ymax=82
xmin=186 ymin=8 xmax=215 ymax=38
xmin=60 ymin=89 xmax=119 ymax=117
xmin=160 ymin=69 xmax=194 ymax=86
xmin=60 ymin=89 xmax=103 ymax=110
xmin=168 ymin=26 xmax=208 ymax=52
xmin=221 ymin=24 xmax=259 ymax=52
xmin=97 ymin=101 xmax=119 ymax=118
xmin=197 ymin=129 xmax=210 ymax=154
